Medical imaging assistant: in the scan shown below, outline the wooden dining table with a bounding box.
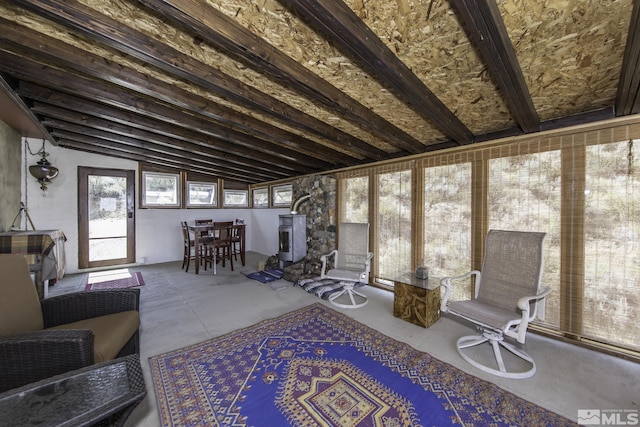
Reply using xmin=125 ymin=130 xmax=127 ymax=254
xmin=187 ymin=223 xmax=246 ymax=274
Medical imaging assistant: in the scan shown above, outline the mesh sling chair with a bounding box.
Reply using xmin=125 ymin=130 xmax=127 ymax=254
xmin=320 ymin=222 xmax=373 ymax=308
xmin=439 ymin=230 xmax=551 ymax=379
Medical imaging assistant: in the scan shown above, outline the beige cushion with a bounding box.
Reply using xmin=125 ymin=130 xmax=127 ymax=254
xmin=0 ymin=254 xmax=44 ymax=335
xmin=48 ymin=311 xmax=140 ymax=363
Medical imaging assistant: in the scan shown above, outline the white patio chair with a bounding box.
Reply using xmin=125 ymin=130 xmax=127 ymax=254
xmin=440 ymin=229 xmax=551 ymax=379
xmin=320 ymin=223 xmax=373 ymax=308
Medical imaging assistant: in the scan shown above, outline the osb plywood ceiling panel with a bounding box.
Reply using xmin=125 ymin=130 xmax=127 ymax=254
xmin=0 ymin=0 xmax=638 ymax=184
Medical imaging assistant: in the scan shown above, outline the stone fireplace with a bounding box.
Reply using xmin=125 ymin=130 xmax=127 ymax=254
xmin=270 ymin=174 xmax=337 ymax=282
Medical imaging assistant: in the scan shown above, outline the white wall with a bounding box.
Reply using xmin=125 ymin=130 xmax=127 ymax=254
xmin=251 ymin=207 xmax=289 ymax=257
xmin=20 ymin=138 xmax=290 ymax=273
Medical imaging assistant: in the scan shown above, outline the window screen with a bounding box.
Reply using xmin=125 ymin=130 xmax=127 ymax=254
xmin=376 ymin=169 xmax=412 ymax=281
xmin=583 ymin=140 xmax=639 ymax=350
xmin=488 ymin=151 xmax=562 ymax=328
xmin=423 ymin=163 xmax=472 ymax=300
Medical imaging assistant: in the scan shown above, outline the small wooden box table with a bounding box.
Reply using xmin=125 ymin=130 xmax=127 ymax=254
xmin=391 ymin=272 xmax=441 ymax=328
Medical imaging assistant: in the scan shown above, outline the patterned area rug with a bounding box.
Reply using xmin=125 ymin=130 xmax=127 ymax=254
xmin=84 ymin=270 xmax=145 ymax=291
xmin=149 ymin=303 xmax=573 ymax=426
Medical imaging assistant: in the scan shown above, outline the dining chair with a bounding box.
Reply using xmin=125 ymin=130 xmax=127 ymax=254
xmin=229 ymin=219 xmax=244 ymax=262
xmin=205 ymin=222 xmax=234 ymax=274
xmin=180 ymin=221 xmax=197 ymax=272
xmin=194 ymin=219 xmax=214 ymax=270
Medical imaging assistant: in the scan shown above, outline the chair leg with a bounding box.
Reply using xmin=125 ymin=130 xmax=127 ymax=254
xmin=184 ymin=246 xmax=192 ymax=272
xmin=456 ymin=331 xmax=536 ymax=379
xmin=329 ymin=282 xmax=368 ymax=309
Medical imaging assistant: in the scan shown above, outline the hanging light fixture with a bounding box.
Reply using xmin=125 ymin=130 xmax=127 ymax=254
xmin=28 ymin=140 xmax=59 ymax=192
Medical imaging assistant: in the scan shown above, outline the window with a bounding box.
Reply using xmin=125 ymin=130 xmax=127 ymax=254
xmin=223 ymin=189 xmax=249 ymax=207
xmin=272 ymin=184 xmax=293 ymax=207
xmin=488 ymin=151 xmax=562 ymax=327
xmin=583 ymin=140 xmax=639 ymax=350
xmin=423 ymin=163 xmax=472 ymax=300
xmin=341 ymin=176 xmax=369 ymax=223
xmin=186 ymin=181 xmax=217 ymax=208
xmin=141 ymin=171 xmax=180 ymax=208
xmin=252 ymin=187 xmax=269 ymax=208
xmin=376 ymin=169 xmax=412 ymax=282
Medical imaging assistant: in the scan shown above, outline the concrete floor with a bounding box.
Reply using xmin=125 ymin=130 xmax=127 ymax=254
xmin=50 ymin=252 xmax=639 ymax=426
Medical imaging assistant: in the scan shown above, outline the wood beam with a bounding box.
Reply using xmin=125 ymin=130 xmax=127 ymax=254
xmin=44 ymin=120 xmax=290 ymax=180
xmin=10 ymin=0 xmax=390 ymax=160
xmin=57 ymin=140 xmax=236 ymax=180
xmin=139 ymin=0 xmax=426 ymax=154
xmin=15 ymin=77 xmax=330 ymax=172
xmin=450 ymin=0 xmax=540 ymax=133
xmin=0 ymin=74 xmax=55 ymax=142
xmin=279 ymin=0 xmax=474 ymax=145
xmin=29 ymin=100 xmax=322 ymax=175
xmin=0 ymin=22 xmax=356 ymax=166
xmin=616 ymin=0 xmax=640 ymax=116
xmin=52 ymin=130 xmax=279 ymax=182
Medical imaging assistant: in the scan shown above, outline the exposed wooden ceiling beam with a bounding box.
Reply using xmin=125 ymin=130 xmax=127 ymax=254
xmin=450 ymin=0 xmax=540 ymax=133
xmin=280 ymin=0 xmax=474 ymax=146
xmin=616 ymin=0 xmax=640 ymax=116
xmin=28 ymin=99 xmax=323 ymax=176
xmin=33 ymin=102 xmax=306 ymax=172
xmin=43 ymin=119 xmax=292 ymax=180
xmin=57 ymin=140 xmax=230 ymax=179
xmin=11 ymin=0 xmax=391 ymax=161
xmin=0 ymin=74 xmax=55 ymax=142
xmin=139 ymin=0 xmax=426 ymax=155
xmin=0 ymin=20 xmax=356 ymax=167
xmin=52 ymin=129 xmax=279 ymax=182
xmin=41 ymin=117 xmax=294 ymax=178
xmin=16 ymin=78 xmax=329 ymax=172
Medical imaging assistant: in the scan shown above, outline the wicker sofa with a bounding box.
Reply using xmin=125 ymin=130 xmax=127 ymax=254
xmin=0 ymin=254 xmax=140 ymax=393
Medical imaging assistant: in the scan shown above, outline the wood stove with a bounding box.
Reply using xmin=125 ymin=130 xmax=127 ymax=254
xmin=278 ymin=214 xmax=306 ymax=266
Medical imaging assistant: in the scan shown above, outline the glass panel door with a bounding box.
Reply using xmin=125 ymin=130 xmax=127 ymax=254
xmin=78 ymin=167 xmax=135 ymax=268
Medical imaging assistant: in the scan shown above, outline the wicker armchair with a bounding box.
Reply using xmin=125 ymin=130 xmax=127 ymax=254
xmin=0 ymin=254 xmax=140 ymax=393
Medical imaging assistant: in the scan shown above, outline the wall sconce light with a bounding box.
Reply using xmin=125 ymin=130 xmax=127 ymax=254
xmin=27 ymin=140 xmax=59 ymax=192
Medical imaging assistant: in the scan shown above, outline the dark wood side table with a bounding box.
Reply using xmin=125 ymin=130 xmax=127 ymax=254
xmin=391 ymin=272 xmax=441 ymax=328
xmin=0 ymin=354 xmax=146 ymax=427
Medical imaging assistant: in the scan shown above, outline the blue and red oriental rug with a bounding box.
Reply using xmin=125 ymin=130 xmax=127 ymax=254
xmin=149 ymin=303 xmax=573 ymax=426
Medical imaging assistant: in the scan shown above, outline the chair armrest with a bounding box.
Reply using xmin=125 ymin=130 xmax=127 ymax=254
xmin=440 ymin=270 xmax=481 ymax=312
xmin=320 ymin=250 xmax=338 ymax=277
xmin=42 ymin=289 xmax=140 ymax=328
xmin=0 ymin=329 xmax=94 ymax=393
xmin=507 ymin=287 xmax=553 ymax=343
xmin=516 ymin=286 xmax=552 ymax=312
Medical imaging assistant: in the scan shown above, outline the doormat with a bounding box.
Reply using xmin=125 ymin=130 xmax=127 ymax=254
xmin=149 ymin=303 xmax=573 ymax=426
xmin=243 ymin=269 xmax=283 ymax=283
xmin=84 ymin=270 xmax=145 ymax=291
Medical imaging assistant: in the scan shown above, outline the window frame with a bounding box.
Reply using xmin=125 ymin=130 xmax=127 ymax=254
xmin=252 ymin=187 xmax=269 ymax=208
xmin=186 ymin=181 xmax=218 ymax=208
xmin=140 ymin=170 xmax=181 ymax=208
xmin=223 ymin=189 xmax=249 ymax=207
xmin=271 ymin=184 xmax=293 ymax=208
